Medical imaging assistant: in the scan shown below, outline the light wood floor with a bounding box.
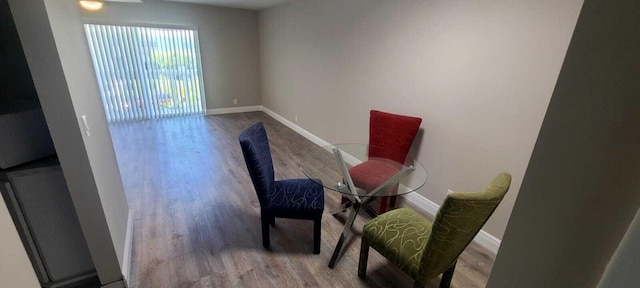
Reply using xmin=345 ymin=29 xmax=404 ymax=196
xmin=110 ymin=112 xmax=495 ymax=288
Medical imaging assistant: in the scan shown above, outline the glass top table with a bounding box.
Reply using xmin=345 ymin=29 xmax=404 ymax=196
xmin=300 ymin=143 xmax=428 ymax=268
xmin=301 ymin=143 xmax=427 ymax=197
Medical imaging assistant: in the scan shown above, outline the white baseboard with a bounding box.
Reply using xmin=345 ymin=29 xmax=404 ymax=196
xmin=474 ymin=228 xmax=502 ymax=255
xmin=121 ymin=210 xmax=134 ymax=286
xmin=402 ymin=192 xmax=441 ymax=216
xmin=102 ymin=280 xmax=127 ymax=288
xmin=260 ymin=106 xmax=330 ymax=147
xmin=262 ymin=106 xmax=502 ymax=255
xmin=206 ymin=105 xmax=261 ymax=115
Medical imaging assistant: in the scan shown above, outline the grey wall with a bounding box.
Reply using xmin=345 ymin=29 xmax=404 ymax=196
xmin=9 ymin=0 xmax=130 ymax=285
xmin=259 ymin=0 xmax=583 ymax=239
xmin=80 ymin=0 xmax=261 ymax=111
xmin=486 ymin=0 xmax=640 ymax=286
xmin=598 ymin=209 xmax=640 ymax=287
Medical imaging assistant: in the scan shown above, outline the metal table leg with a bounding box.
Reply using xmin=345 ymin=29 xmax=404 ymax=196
xmin=328 ymin=195 xmax=378 ymax=268
xmin=328 ymin=201 xmax=361 ymax=268
xmin=327 ymin=148 xmax=414 ymax=268
xmin=329 ymin=201 xmax=352 ymax=215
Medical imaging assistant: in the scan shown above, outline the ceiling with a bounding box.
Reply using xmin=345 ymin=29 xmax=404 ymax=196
xmin=161 ymin=0 xmax=294 ymax=10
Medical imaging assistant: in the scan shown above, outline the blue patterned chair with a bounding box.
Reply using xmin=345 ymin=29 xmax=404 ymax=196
xmin=358 ymin=173 xmax=511 ymax=287
xmin=239 ymin=122 xmax=325 ymax=254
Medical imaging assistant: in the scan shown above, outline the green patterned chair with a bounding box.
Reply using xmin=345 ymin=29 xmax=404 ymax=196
xmin=358 ymin=173 xmax=511 ymax=288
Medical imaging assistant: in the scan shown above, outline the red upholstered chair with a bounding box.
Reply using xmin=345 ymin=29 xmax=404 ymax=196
xmin=348 ymin=110 xmax=422 ymax=214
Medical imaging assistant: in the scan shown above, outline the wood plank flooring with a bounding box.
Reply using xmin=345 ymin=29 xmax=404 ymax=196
xmin=109 ymin=112 xmax=495 ymax=288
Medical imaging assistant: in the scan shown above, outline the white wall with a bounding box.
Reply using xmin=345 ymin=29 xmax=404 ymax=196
xmin=80 ymin=0 xmax=261 ymax=110
xmin=487 ymin=0 xmax=640 ymax=286
xmin=0 ymin=196 xmax=39 ymax=288
xmin=44 ymin=0 xmax=130 ymax=275
xmin=9 ymin=0 xmax=129 ymax=285
xmin=259 ymin=0 xmax=583 ymax=239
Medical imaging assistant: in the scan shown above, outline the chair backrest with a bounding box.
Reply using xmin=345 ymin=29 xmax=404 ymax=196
xmin=368 ymin=110 xmax=422 ymax=164
xmin=418 ymin=172 xmax=512 ymax=281
xmin=239 ymin=122 xmax=275 ymax=203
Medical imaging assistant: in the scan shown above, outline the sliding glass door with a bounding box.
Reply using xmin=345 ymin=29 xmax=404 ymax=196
xmin=84 ymin=24 xmax=205 ymax=122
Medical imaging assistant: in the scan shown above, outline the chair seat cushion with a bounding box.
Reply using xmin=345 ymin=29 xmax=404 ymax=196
xmin=265 ymin=178 xmax=324 ymax=216
xmin=363 ymin=208 xmax=432 ymax=278
xmin=349 ymin=158 xmax=401 ymax=196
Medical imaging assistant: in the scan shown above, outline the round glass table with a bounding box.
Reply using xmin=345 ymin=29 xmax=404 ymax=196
xmin=301 ymin=143 xmax=427 ymax=268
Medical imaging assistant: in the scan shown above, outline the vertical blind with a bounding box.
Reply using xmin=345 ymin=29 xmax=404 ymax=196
xmin=84 ymin=24 xmax=205 ymax=122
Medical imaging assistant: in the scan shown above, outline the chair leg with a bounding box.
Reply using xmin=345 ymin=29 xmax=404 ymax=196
xmin=379 ymin=197 xmax=389 ymax=214
xmin=389 ymin=195 xmax=397 ymax=208
xmin=439 ymin=260 xmax=457 ymax=288
xmin=358 ymin=241 xmax=370 ymax=278
xmin=261 ymin=215 xmax=270 ymax=249
xmin=313 ymin=217 xmax=321 ymax=254
xmin=270 ymin=216 xmax=276 ymax=226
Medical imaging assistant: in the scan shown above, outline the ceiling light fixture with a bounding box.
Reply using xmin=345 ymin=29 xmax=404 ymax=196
xmin=79 ymin=0 xmax=104 ymax=11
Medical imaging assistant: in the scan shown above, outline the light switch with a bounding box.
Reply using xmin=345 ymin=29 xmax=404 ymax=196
xmin=81 ymin=115 xmax=91 ymax=136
